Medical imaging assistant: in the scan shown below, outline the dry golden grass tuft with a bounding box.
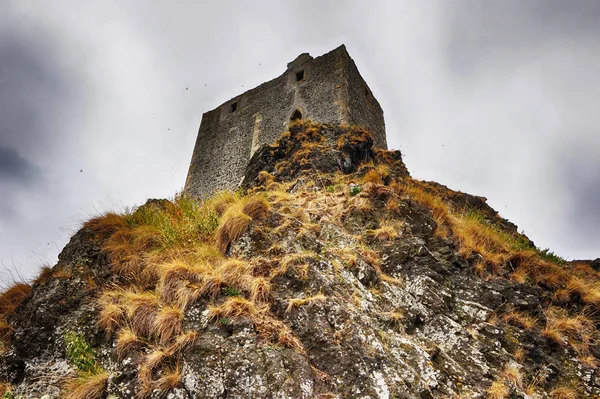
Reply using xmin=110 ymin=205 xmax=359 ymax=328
xmin=379 ymin=273 xmax=403 ymax=286
xmin=216 ymin=213 xmax=252 ymax=253
xmin=366 ymin=221 xmax=399 ymax=241
xmin=330 ymin=247 xmax=357 ymax=268
xmin=169 ymin=331 xmax=198 ymax=353
xmin=541 ymin=307 xmax=595 ymax=354
xmin=63 ymin=372 xmax=109 ymax=399
xmin=102 ymin=230 xmax=144 ymax=278
xmin=400 ymin=182 xmax=535 ymax=268
xmin=385 ymin=197 xmax=400 ymax=213
xmin=269 ymin=252 xmax=314 ymax=280
xmin=549 ymin=387 xmax=578 ymax=399
xmin=501 ymin=362 xmax=523 ymax=388
xmin=513 ymin=348 xmax=526 ymax=363
xmin=208 ymin=297 xmax=304 ymax=353
xmin=452 ymin=215 xmax=510 ymax=268
xmin=286 ymin=294 xmax=327 ymax=313
xmin=138 ymin=348 xmax=169 ymax=391
xmin=0 ymin=283 xmax=32 ymax=340
xmin=360 ymin=248 xmax=381 ymax=268
xmin=257 ymin=170 xmax=275 ymax=186
xmin=401 ymin=183 xmax=452 ymax=237
xmin=115 ymin=327 xmax=139 ymax=360
xmin=349 ymin=196 xmax=372 ymax=213
xmin=249 ymin=277 xmax=271 ymax=302
xmin=153 ymin=305 xmax=182 ymax=345
xmin=510 ymin=266 xmax=529 ymax=284
xmin=363 ymin=169 xmax=382 ymax=185
xmin=361 ymin=164 xmax=390 ymax=186
xmin=242 ymin=196 xmax=270 ymax=219
xmin=210 ymin=191 xmax=239 ymax=216
xmin=257 ymin=315 xmax=305 ymax=354
xmin=156 ymin=259 xmax=204 ymax=304
xmin=98 ymin=291 xmax=126 ymax=338
xmin=580 ymin=354 xmax=600 ymax=369
xmin=565 ymin=276 xmax=600 ymax=306
xmin=0 ymin=283 xmax=31 ymax=317
xmin=486 ymin=380 xmax=509 ymax=399
xmin=152 ymin=365 xmax=182 ymax=396
xmin=218 ymin=259 xmax=255 ymax=291
xmin=473 ymin=259 xmax=488 ymax=278
xmin=274 ymin=322 xmax=304 ymax=353
xmin=33 ymin=265 xmax=54 ymax=285
xmin=125 ymin=291 xmax=160 ymax=337
xmin=208 ymin=297 xmax=261 ymax=321
xmin=503 ymin=311 xmax=538 ymax=330
xmin=84 ymin=212 xmax=128 ymax=237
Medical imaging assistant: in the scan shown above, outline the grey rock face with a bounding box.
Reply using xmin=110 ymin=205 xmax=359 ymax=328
xmin=2 ymin=123 xmax=598 ymax=398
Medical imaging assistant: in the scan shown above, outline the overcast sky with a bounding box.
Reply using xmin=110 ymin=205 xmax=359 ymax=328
xmin=1 ymin=1 xmax=599 ymax=283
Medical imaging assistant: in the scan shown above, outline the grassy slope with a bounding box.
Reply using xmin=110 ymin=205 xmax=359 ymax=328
xmin=0 ymin=121 xmax=598 ymax=398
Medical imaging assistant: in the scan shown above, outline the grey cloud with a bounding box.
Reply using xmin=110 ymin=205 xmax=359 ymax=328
xmin=0 ymin=9 xmax=85 ymax=282
xmin=0 ymin=145 xmax=44 ymax=225
xmin=0 ymin=145 xmax=40 ymax=184
xmin=0 ymin=22 xmax=74 ymax=160
xmin=445 ymin=0 xmax=600 ymax=74
xmin=564 ymin=157 xmax=600 ymax=230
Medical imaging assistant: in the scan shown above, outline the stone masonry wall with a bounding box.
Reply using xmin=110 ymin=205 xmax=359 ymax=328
xmin=344 ymin=55 xmax=387 ymax=149
xmin=184 ymin=45 xmax=386 ymax=197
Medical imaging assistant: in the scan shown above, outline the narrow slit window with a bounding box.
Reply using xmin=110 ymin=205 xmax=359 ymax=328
xmin=230 ymin=102 xmax=238 ymax=112
xmin=295 ymin=70 xmax=304 ymax=81
xmin=291 ymin=109 xmax=302 ymax=121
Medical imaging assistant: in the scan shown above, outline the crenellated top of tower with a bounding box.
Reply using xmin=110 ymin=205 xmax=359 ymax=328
xmin=286 ymin=52 xmax=313 ymax=71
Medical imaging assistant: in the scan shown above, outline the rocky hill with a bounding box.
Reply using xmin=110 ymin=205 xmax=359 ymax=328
xmin=1 ymin=121 xmax=599 ymax=399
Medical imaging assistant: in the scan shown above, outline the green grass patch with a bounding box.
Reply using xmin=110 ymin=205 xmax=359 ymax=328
xmin=64 ymin=331 xmax=103 ymax=375
xmin=126 ymin=194 xmax=220 ymax=246
xmin=223 ymin=286 xmax=241 ymax=297
xmin=349 ymin=185 xmax=362 ymax=196
xmin=462 ymin=210 xmax=533 ymax=252
xmin=538 ymin=248 xmax=566 ymax=265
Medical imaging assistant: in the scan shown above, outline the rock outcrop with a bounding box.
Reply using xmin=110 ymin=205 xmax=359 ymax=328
xmin=1 ymin=121 xmax=598 ymax=399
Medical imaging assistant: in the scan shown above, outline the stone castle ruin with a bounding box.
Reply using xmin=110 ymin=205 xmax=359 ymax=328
xmin=184 ymin=45 xmax=387 ymax=197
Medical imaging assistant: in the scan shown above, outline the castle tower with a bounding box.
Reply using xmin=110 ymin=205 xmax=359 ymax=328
xmin=184 ymin=45 xmax=386 ymax=197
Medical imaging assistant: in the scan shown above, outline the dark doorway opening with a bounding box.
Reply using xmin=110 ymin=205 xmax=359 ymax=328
xmin=290 ymin=109 xmax=302 ymax=121
xmin=295 ymin=70 xmax=304 ymax=81
xmin=231 ymin=102 xmax=238 ymax=112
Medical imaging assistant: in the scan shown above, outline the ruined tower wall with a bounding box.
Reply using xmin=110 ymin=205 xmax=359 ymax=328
xmin=185 ymin=45 xmax=386 ymax=198
xmin=344 ymin=56 xmax=387 ymax=149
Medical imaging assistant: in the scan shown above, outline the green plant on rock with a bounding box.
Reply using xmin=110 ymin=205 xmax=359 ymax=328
xmin=223 ymin=286 xmax=241 ymax=297
xmin=538 ymin=248 xmax=566 ymax=265
xmin=64 ymin=331 xmax=103 ymax=375
xmin=349 ymin=185 xmax=362 ymax=196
